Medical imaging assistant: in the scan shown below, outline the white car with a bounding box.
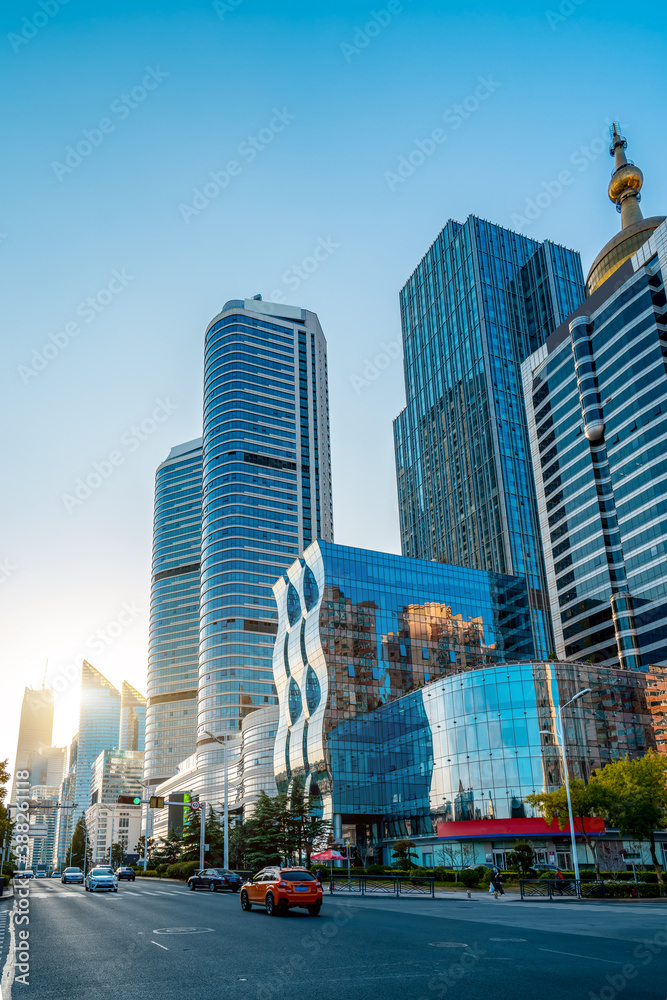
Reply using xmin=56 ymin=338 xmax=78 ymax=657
xmin=85 ymin=867 xmax=118 ymax=893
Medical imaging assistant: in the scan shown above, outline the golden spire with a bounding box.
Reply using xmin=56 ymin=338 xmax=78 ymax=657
xmin=585 ymin=125 xmax=665 ymax=296
xmin=607 ymin=123 xmax=644 ymax=229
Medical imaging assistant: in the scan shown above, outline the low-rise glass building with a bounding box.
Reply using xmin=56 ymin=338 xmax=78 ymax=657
xmin=272 ymin=542 xmax=665 ymax=865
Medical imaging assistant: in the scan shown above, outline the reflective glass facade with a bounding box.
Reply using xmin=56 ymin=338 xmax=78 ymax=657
xmin=145 ymin=439 xmax=202 ymax=785
xmin=394 ymin=217 xmax=584 ymax=658
xmin=10 ymin=687 xmax=54 ymax=805
xmin=272 ymin=540 xmax=534 ymax=820
xmin=523 ymin=222 xmax=667 ymax=669
xmin=71 ymin=662 xmax=122 ymax=832
xmin=119 ymin=681 xmax=146 ymax=753
xmin=328 ymin=660 xmax=660 ymax=846
xmin=198 ymin=298 xmax=333 ymax=772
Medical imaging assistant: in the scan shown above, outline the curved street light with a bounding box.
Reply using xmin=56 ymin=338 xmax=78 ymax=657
xmin=540 ymin=687 xmax=591 ymax=896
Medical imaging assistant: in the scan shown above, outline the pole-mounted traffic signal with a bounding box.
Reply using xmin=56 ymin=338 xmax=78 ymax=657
xmin=149 ymin=796 xmax=164 ymax=809
xmin=117 ymin=795 xmax=142 ymax=805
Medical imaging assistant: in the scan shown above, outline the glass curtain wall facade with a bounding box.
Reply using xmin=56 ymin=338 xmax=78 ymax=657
xmin=145 ymin=439 xmax=202 ymax=787
xmin=198 ymin=297 xmax=333 ymax=772
xmin=272 ymin=540 xmax=534 ymax=823
xmin=393 ymin=217 xmax=584 ymax=658
xmin=70 ymin=662 xmax=121 ymax=832
xmin=328 ymin=660 xmax=659 ymax=849
xmin=10 ymin=687 xmax=54 ymax=805
xmin=522 ymin=222 xmax=667 ymax=669
xmin=119 ymin=681 xmax=146 ymax=753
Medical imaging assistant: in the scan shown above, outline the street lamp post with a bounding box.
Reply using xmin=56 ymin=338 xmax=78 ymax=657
xmin=540 ymin=687 xmax=591 ymax=898
xmin=204 ymin=730 xmax=231 ymax=869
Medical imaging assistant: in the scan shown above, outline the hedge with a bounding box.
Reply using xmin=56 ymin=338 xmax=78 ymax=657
xmin=602 ymin=881 xmax=662 ymax=899
xmin=136 ymin=870 xmax=159 ymax=877
xmin=166 ymin=862 xmax=200 ymax=881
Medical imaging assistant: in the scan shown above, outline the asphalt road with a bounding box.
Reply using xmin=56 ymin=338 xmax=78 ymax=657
xmin=2 ymin=880 xmax=667 ymax=1000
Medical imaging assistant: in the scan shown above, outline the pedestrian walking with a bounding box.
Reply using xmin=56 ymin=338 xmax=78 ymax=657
xmin=492 ymin=866 xmax=504 ymax=895
xmin=554 ymin=869 xmax=565 ymax=895
xmin=315 ymin=868 xmax=324 ymax=887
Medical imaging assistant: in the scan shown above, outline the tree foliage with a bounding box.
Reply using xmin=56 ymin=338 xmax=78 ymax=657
xmin=0 ymin=759 xmax=13 ymax=852
xmin=68 ymin=816 xmax=91 ymax=869
xmin=590 ymin=751 xmax=667 ymax=894
xmin=391 ymin=839 xmax=419 ymax=869
xmin=525 ymin=779 xmax=610 ymax=874
xmin=506 ymin=840 xmax=534 ymax=876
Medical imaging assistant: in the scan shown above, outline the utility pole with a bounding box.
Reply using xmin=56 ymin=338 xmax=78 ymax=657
xmin=199 ymin=802 xmax=206 ymax=871
xmin=204 ymin=730 xmax=231 ymax=869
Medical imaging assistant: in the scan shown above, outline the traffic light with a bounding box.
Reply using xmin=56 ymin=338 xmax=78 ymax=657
xmin=149 ymin=796 xmax=164 ymax=809
xmin=117 ymin=795 xmax=142 ymax=805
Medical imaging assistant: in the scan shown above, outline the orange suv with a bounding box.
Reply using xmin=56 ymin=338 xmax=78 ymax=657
xmin=240 ymin=866 xmax=322 ymax=916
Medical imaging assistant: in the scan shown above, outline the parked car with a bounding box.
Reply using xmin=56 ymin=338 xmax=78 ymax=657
xmin=187 ymin=868 xmax=243 ymax=893
xmin=530 ymin=863 xmax=561 ymax=875
xmin=61 ymin=867 xmax=84 ymax=885
xmin=85 ymin=868 xmax=118 ymax=893
xmin=14 ymin=871 xmax=34 ymax=880
xmin=116 ymin=866 xmax=136 ymax=881
xmin=240 ymin=866 xmax=322 ymax=916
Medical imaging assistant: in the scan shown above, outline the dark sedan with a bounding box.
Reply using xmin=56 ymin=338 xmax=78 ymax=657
xmin=187 ymin=868 xmax=243 ymax=893
xmin=116 ymin=866 xmax=136 ymax=881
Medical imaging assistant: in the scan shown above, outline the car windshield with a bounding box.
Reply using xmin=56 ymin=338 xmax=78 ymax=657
xmin=91 ymin=869 xmax=112 ymax=876
xmin=65 ymin=868 xmax=81 ymax=873
xmin=210 ymin=870 xmax=233 ymax=876
xmin=281 ymin=871 xmax=316 ymax=881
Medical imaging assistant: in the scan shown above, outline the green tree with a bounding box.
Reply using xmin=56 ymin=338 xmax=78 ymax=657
xmin=506 ymin=840 xmax=534 ymax=876
xmin=0 ymin=759 xmax=15 ymax=876
xmin=157 ymin=825 xmax=185 ymax=865
xmin=526 ymin=779 xmax=610 ymax=874
xmin=68 ymin=817 xmax=91 ymax=869
xmin=135 ymin=836 xmax=156 ymax=865
xmin=109 ymin=843 xmax=124 ymax=868
xmin=285 ymin=778 xmax=331 ymax=866
xmin=243 ymin=791 xmax=286 ymax=871
xmin=391 ymin=839 xmax=419 ymax=869
xmin=591 ymin=750 xmax=667 ymax=895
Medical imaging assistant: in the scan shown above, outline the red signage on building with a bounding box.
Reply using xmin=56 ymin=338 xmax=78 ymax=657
xmin=436 ymin=816 xmax=605 ymax=839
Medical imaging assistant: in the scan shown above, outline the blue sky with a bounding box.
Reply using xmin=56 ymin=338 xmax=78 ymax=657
xmin=1 ymin=0 xmax=665 ymax=766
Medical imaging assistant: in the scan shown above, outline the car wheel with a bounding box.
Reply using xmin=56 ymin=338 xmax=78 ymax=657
xmin=189 ymin=882 xmax=195 ymax=891
xmin=240 ymin=890 xmax=252 ymax=911
xmin=113 ymin=888 xmax=118 ymax=893
xmin=85 ymin=885 xmax=89 ymax=891
xmin=233 ymin=886 xmax=240 ymax=893
xmin=307 ymin=904 xmax=321 ymax=917
xmin=265 ymin=893 xmax=279 ymax=916
xmin=209 ymin=882 xmax=216 ymax=892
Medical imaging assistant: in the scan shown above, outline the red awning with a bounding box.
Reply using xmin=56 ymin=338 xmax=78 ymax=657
xmin=311 ymin=849 xmax=345 ymax=861
xmin=437 ymin=816 xmax=605 ymax=840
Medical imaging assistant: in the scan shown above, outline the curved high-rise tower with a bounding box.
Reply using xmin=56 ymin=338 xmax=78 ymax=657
xmin=197 ymin=297 xmax=333 ymax=777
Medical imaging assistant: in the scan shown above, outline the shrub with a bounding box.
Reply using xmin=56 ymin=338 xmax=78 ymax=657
xmin=136 ymin=869 xmax=159 ymax=877
xmin=365 ymin=865 xmax=384 ymax=875
xmin=166 ymin=861 xmax=200 ymax=881
xmin=603 ymin=881 xmax=659 ymax=899
xmin=460 ymin=868 xmax=481 ymax=888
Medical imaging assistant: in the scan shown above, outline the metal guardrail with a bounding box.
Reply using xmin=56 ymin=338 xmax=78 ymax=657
xmin=519 ymin=879 xmax=606 ymax=899
xmin=328 ymin=875 xmax=435 ymax=898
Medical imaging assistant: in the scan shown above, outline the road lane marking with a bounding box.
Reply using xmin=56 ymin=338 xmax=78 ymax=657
xmin=151 ymin=941 xmax=169 ymax=951
xmin=539 ymin=949 xmax=623 ymax=965
xmin=490 ymin=938 xmax=527 ymax=942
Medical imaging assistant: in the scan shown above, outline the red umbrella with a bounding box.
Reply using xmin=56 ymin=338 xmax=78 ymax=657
xmin=311 ymin=849 xmax=344 ymax=861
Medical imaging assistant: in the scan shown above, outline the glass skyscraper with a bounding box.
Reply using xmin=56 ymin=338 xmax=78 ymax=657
xmin=393 ymin=217 xmax=584 ymax=658
xmin=198 ymin=297 xmax=333 ymax=772
xmin=145 ymin=439 xmax=202 ymax=787
xmin=119 ymin=681 xmax=146 ymax=753
xmin=522 ymin=129 xmax=667 ymax=670
xmin=272 ymin=540 xmax=534 ymax=831
xmin=10 ymin=686 xmax=54 ymax=805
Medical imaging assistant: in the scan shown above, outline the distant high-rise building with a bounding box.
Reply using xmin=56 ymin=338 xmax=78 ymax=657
xmin=10 ymin=687 xmax=54 ymax=805
xmin=119 ymin=681 xmax=146 ymax=753
xmin=393 ymin=217 xmax=584 ymax=658
xmin=522 ymin=127 xmax=667 ymax=669
xmin=144 ymin=439 xmax=202 ymax=789
xmin=55 ymin=662 xmax=121 ymax=858
xmin=197 ymin=296 xmax=333 ymax=783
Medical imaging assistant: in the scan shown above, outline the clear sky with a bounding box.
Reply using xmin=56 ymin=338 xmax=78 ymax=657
xmin=1 ymin=0 xmax=665 ymax=773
